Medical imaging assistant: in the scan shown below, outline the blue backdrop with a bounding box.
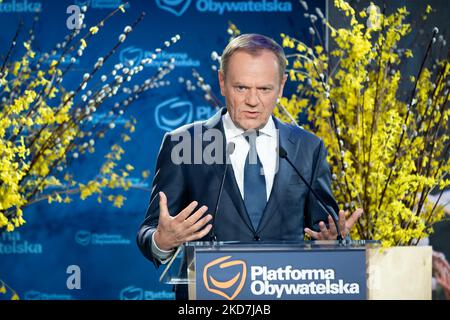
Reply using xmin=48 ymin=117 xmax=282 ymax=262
xmin=0 ymin=0 xmax=324 ymax=300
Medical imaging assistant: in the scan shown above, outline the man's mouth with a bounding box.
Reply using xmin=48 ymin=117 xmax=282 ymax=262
xmin=242 ymin=111 xmax=260 ymax=119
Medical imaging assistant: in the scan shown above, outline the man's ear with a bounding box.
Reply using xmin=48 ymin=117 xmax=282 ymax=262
xmin=278 ymin=73 xmax=288 ymax=98
xmin=218 ymin=70 xmax=226 ymax=97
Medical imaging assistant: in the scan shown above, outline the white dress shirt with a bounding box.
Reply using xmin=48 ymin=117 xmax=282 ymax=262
xmin=222 ymin=112 xmax=278 ymax=201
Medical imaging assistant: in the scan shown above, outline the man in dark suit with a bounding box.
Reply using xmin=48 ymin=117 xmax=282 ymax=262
xmin=137 ymin=34 xmax=362 ymax=298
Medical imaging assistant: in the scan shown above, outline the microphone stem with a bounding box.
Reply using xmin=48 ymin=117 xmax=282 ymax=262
xmin=210 ymin=142 xmax=235 ymax=242
xmin=283 ymin=155 xmax=343 ymax=242
xmin=210 ymin=162 xmax=230 ymax=242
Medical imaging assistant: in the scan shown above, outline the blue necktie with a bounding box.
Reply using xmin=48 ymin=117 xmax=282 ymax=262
xmin=243 ymin=131 xmax=267 ymax=230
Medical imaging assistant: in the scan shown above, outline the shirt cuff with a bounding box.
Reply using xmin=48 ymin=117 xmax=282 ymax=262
xmin=151 ymin=232 xmax=176 ymax=264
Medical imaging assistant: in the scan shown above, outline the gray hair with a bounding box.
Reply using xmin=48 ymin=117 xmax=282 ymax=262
xmin=219 ymin=33 xmax=286 ymax=82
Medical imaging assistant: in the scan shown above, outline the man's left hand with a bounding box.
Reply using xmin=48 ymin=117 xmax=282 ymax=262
xmin=304 ymin=208 xmax=363 ymax=240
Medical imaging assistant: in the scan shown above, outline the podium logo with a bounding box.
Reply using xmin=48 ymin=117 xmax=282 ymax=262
xmin=155 ymin=97 xmax=193 ymax=131
xmin=203 ymin=255 xmax=247 ymax=300
xmin=156 ymin=0 xmax=191 ymax=16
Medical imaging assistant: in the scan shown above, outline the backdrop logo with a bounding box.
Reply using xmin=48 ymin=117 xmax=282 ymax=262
xmin=120 ymin=286 xmax=143 ymax=300
xmin=75 ymin=230 xmax=131 ymax=246
xmin=95 ymin=174 xmax=149 ymax=188
xmin=0 ymin=231 xmax=42 ymax=254
xmin=74 ymin=0 xmax=129 ymax=9
xmin=75 ymin=230 xmax=91 ymax=246
xmin=125 ymin=177 xmax=150 ymax=188
xmin=203 ymin=255 xmax=247 ymax=300
xmin=74 ymin=0 xmax=91 ymax=6
xmin=0 ymin=0 xmax=42 ymax=13
xmin=120 ymin=286 xmax=175 ymax=300
xmin=156 ymin=0 xmax=292 ymax=16
xmin=91 ymin=112 xmax=129 ymax=125
xmin=119 ymin=46 xmax=200 ymax=68
xmin=38 ymin=52 xmax=79 ymax=66
xmin=120 ymin=46 xmax=143 ymax=67
xmin=156 ymin=0 xmax=191 ymax=16
xmin=155 ymin=97 xmax=194 ymax=131
xmin=24 ymin=290 xmax=72 ymax=300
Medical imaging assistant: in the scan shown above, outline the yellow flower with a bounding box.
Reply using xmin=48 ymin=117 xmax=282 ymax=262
xmin=289 ymin=70 xmax=296 ymax=81
xmin=315 ymin=46 xmax=323 ymax=55
xmin=296 ymin=73 xmax=306 ymax=82
xmin=80 ymin=39 xmax=87 ymax=49
xmin=101 ymin=161 xmax=115 ymax=175
xmin=113 ymin=195 xmax=125 ymax=208
xmin=119 ymin=4 xmax=125 ymax=12
xmin=17 ymin=216 xmax=26 ymax=226
xmin=0 ymin=285 xmax=6 ymax=294
xmin=0 ymin=213 xmax=9 ymax=227
xmin=11 ymin=293 xmax=19 ymax=300
xmin=89 ymin=26 xmax=99 ymax=35
xmin=296 ymin=43 xmax=307 ymax=52
xmin=79 ymin=181 xmax=102 ymax=200
xmin=293 ymin=60 xmax=302 ymax=69
xmin=12 ymin=62 xmax=21 ymax=76
xmin=121 ymin=134 xmax=131 ymax=142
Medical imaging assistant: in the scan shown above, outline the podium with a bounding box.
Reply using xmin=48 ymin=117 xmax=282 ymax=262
xmin=160 ymin=241 xmax=432 ymax=300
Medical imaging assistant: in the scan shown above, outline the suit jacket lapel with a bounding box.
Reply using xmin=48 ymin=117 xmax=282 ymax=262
xmin=257 ymin=117 xmax=300 ymax=233
xmin=203 ymin=108 xmax=254 ymax=232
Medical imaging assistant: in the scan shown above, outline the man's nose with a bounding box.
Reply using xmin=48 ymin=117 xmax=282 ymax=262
xmin=245 ymin=89 xmax=259 ymax=107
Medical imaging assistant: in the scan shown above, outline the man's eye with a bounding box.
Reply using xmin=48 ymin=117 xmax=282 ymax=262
xmin=260 ymin=88 xmax=271 ymax=92
xmin=236 ymin=86 xmax=246 ymax=92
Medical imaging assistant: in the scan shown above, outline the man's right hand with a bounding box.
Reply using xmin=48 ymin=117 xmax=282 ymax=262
xmin=153 ymin=191 xmax=213 ymax=251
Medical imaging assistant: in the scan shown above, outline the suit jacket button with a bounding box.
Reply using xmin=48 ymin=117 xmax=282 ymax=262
xmin=253 ymin=236 xmax=261 ymax=241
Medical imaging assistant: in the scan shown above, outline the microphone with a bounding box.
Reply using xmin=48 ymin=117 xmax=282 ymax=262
xmin=278 ymin=146 xmax=343 ymax=241
xmin=210 ymin=142 xmax=235 ymax=242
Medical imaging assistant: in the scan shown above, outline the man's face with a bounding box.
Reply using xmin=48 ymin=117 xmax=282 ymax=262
xmin=219 ymin=49 xmax=287 ymax=130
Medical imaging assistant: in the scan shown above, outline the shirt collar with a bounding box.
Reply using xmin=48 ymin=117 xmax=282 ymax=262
xmin=222 ymin=111 xmax=276 ymax=139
